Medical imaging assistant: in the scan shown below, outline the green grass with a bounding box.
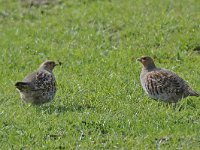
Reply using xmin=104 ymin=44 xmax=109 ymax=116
xmin=0 ymin=0 xmax=200 ymax=149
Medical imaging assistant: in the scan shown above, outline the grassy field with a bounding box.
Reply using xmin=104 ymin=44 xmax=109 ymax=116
xmin=0 ymin=0 xmax=200 ymax=149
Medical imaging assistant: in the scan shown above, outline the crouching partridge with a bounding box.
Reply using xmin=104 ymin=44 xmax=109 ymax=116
xmin=137 ymin=56 xmax=199 ymax=103
xmin=15 ymin=60 xmax=58 ymax=105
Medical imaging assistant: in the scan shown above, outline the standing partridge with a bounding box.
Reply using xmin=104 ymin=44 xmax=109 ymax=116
xmin=15 ymin=60 xmax=57 ymax=105
xmin=137 ymin=56 xmax=199 ymax=103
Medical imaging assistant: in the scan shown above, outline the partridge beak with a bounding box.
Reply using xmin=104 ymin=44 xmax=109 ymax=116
xmin=54 ymin=63 xmax=59 ymax=67
xmin=58 ymin=61 xmax=62 ymax=65
xmin=136 ymin=58 xmax=142 ymax=62
xmin=132 ymin=57 xmax=140 ymax=62
xmin=55 ymin=61 xmax=62 ymax=66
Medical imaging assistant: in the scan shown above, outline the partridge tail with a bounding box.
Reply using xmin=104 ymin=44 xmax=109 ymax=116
xmin=188 ymin=89 xmax=200 ymax=97
xmin=15 ymin=82 xmax=33 ymax=91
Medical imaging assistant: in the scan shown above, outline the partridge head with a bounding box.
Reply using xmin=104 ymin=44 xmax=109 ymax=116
xmin=39 ymin=60 xmax=57 ymax=72
xmin=137 ymin=56 xmax=156 ymax=70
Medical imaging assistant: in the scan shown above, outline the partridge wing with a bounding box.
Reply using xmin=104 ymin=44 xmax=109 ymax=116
xmin=34 ymin=70 xmax=55 ymax=91
xmin=145 ymin=69 xmax=185 ymax=96
xmin=23 ymin=70 xmax=54 ymax=91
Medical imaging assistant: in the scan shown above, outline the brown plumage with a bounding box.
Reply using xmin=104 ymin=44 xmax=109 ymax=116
xmin=15 ymin=60 xmax=57 ymax=105
xmin=137 ymin=56 xmax=199 ymax=103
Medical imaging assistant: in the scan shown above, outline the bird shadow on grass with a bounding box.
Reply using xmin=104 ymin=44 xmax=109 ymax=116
xmin=176 ymin=99 xmax=197 ymax=111
xmin=158 ymin=99 xmax=197 ymax=111
xmin=35 ymin=103 xmax=96 ymax=115
xmin=153 ymin=98 xmax=197 ymax=112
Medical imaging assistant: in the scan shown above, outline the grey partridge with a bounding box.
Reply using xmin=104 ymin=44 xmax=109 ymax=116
xmin=137 ymin=56 xmax=199 ymax=103
xmin=15 ymin=60 xmax=57 ymax=105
